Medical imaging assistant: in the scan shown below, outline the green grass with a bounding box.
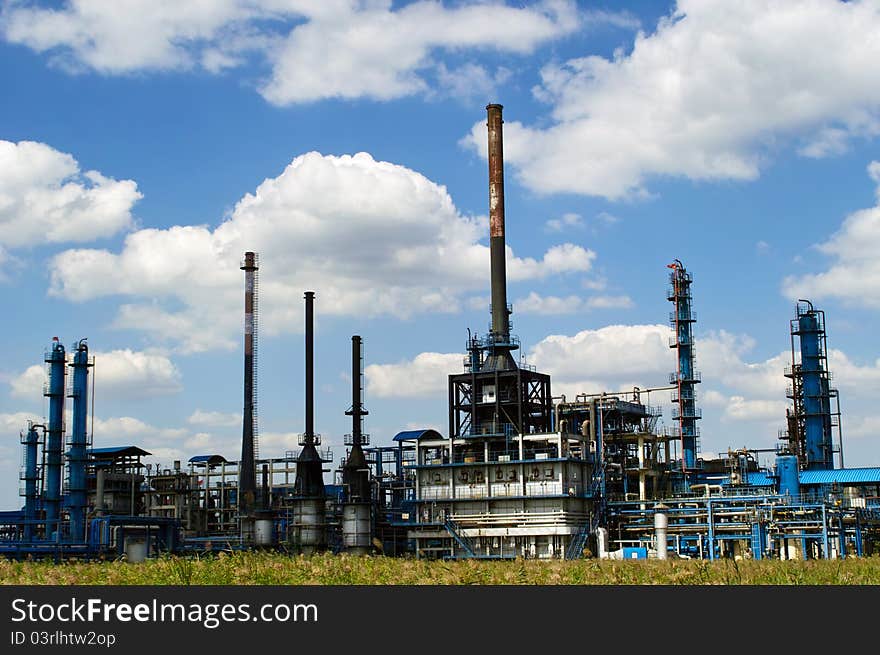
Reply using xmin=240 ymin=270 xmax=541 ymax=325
xmin=2 ymin=552 xmax=880 ymax=585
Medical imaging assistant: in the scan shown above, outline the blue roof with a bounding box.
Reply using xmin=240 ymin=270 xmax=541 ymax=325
xmin=718 ymin=472 xmax=774 ymax=487
xmin=89 ymin=446 xmax=151 ymax=458
xmin=393 ymin=429 xmax=443 ymax=442
xmin=188 ymin=454 xmax=228 ymax=464
xmin=799 ymin=467 xmax=880 ymax=485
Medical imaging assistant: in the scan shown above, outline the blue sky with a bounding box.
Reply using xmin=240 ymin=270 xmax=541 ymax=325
xmin=2 ymin=0 xmax=880 ymax=509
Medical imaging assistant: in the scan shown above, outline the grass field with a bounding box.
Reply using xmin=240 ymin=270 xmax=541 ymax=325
xmin=2 ymin=552 xmax=879 ymax=585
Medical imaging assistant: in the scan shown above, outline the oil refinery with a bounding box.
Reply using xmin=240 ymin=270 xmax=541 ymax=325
xmin=1 ymin=104 xmax=878 ymax=562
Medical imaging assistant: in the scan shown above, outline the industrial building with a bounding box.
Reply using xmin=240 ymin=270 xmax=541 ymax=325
xmin=1 ymin=104 xmax=878 ymax=561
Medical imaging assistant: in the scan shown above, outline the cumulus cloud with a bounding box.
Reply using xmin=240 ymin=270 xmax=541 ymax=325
xmin=188 ymin=409 xmax=242 ymax=427
xmin=1 ymin=1 xmax=608 ymax=104
xmin=50 ymin=151 xmax=594 ymax=352
xmin=514 ymin=291 xmax=632 ymax=314
xmin=9 ymin=349 xmax=182 ymax=399
xmin=783 ymin=161 xmax=880 ymax=307
xmin=366 ymin=352 xmax=463 ymax=399
xmin=462 ymin=0 xmax=880 ymax=199
xmin=0 ymin=140 xmax=141 ymax=249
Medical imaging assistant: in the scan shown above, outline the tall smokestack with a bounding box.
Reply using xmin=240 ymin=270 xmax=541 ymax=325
xmin=294 ymin=290 xmax=326 ymax=551
xmin=343 ymin=335 xmax=371 ymax=553
xmin=487 ymin=103 xmax=509 ymax=341
xmin=304 ymin=290 xmax=315 ymax=442
xmin=239 ymin=252 xmax=258 ymax=514
xmin=347 ymin=335 xmax=367 ymax=447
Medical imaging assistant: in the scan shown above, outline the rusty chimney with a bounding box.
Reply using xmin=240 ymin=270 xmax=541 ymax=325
xmin=487 ymin=103 xmax=510 ymax=342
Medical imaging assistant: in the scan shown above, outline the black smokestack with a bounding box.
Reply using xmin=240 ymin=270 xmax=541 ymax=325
xmin=344 ymin=336 xmax=370 ymax=502
xmin=239 ymin=251 xmax=258 ymax=514
xmin=304 ymin=291 xmax=315 ymax=442
xmin=487 ymin=103 xmax=509 ymax=341
xmin=294 ymin=291 xmax=325 ymax=498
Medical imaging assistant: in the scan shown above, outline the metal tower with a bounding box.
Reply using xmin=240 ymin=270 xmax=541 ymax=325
xmin=43 ymin=337 xmax=66 ymax=538
xmin=667 ymin=260 xmax=701 ymax=471
xmin=782 ymin=300 xmax=841 ymax=470
xmin=21 ymin=422 xmax=44 ymax=541
xmin=67 ymin=339 xmax=93 ymax=542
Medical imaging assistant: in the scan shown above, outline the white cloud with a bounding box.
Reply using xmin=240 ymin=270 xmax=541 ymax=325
xmin=514 ymin=291 xmax=633 ymax=314
xmin=586 ymin=294 xmax=633 ymax=309
xmin=2 ymin=1 xmax=591 ymax=104
xmin=188 ymin=409 xmax=242 ymax=427
xmin=783 ymin=161 xmax=880 ymax=307
xmin=0 ymin=140 xmax=141 ymax=248
xmin=366 ymin=352 xmax=463 ymax=398
xmin=462 ymin=0 xmax=880 ymax=199
xmin=546 ymin=212 xmax=583 ymax=232
xmin=9 ymin=348 xmax=182 ymax=399
xmin=724 ymin=395 xmax=790 ymax=422
xmin=50 ymin=151 xmax=593 ymax=352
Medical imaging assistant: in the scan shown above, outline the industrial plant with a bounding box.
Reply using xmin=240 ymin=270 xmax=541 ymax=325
xmin=1 ymin=105 xmax=878 ymax=562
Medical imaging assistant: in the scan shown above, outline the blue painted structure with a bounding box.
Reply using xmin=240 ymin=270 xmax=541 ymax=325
xmin=21 ymin=423 xmax=42 ymax=540
xmin=793 ymin=302 xmax=835 ymax=470
xmin=776 ymin=455 xmax=800 ymax=497
xmin=66 ymin=339 xmax=92 ymax=543
xmin=43 ymin=338 xmax=66 ymax=539
xmin=668 ymin=260 xmax=701 ymax=471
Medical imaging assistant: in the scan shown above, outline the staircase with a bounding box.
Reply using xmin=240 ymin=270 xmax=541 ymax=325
xmin=444 ymin=518 xmax=478 ymax=558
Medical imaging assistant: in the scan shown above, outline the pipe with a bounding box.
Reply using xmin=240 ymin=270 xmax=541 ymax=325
xmin=239 ymin=251 xmax=258 ymax=515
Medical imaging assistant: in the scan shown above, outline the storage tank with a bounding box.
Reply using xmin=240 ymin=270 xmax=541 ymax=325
xmin=775 ymin=454 xmax=800 ymax=498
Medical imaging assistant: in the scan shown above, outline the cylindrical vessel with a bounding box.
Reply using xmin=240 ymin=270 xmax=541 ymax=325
xmin=294 ymin=498 xmax=325 ymax=553
xmin=23 ymin=424 xmax=40 ymax=540
xmin=776 ymin=454 xmax=800 ymax=498
xmin=68 ymin=340 xmax=91 ymax=543
xmin=255 ymin=518 xmax=274 ymax=546
xmin=654 ymin=511 xmax=668 ymax=560
xmin=343 ymin=503 xmax=371 ymax=555
xmin=44 ymin=339 xmax=66 ymax=538
xmin=124 ymin=536 xmax=147 ymax=563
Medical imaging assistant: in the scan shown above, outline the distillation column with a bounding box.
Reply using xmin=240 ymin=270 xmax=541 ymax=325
xmin=668 ymin=261 xmax=701 ymax=471
xmin=43 ymin=338 xmax=66 ymax=539
xmin=21 ymin=422 xmax=43 ymax=541
xmin=788 ymin=301 xmax=836 ymax=470
xmin=67 ymin=339 xmax=92 ymax=542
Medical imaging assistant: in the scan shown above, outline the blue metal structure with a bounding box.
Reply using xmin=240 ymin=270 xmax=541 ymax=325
xmin=668 ymin=260 xmax=701 ymax=471
xmin=783 ymin=301 xmax=839 ymax=470
xmin=775 ymin=454 xmax=800 ymax=498
xmin=21 ymin=422 xmax=42 ymax=541
xmin=66 ymin=339 xmax=92 ymax=543
xmin=43 ymin=338 xmax=66 ymax=539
